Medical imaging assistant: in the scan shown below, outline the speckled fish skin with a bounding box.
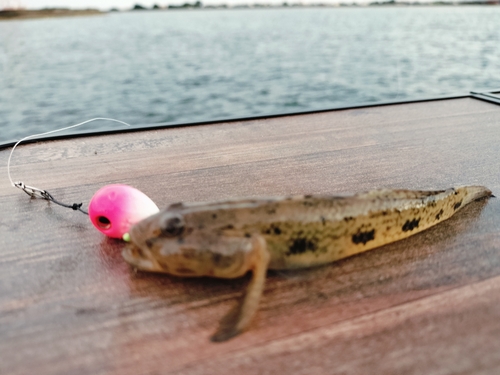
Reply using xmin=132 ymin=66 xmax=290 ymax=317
xmin=123 ymin=186 xmax=491 ymax=274
xmin=122 ymin=186 xmax=492 ymax=341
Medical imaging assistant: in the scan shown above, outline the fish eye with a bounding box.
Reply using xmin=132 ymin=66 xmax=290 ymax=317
xmin=160 ymin=215 xmax=185 ymax=237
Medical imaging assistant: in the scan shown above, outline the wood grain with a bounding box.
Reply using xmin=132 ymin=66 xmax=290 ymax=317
xmin=1 ymin=97 xmax=500 ymax=374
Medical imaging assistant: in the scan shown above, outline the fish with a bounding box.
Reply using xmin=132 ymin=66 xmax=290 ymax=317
xmin=122 ymin=186 xmax=492 ymax=342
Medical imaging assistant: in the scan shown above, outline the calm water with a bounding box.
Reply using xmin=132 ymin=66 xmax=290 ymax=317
xmin=1 ymin=7 xmax=500 ymax=143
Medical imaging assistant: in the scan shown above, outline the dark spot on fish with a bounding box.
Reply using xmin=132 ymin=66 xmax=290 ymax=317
xmin=198 ymin=224 xmax=205 ymax=230
xmin=273 ymin=226 xmax=282 ymax=235
xmin=370 ymin=211 xmax=387 ymax=219
xmin=320 ymin=216 xmax=326 ymax=225
xmin=175 ymin=267 xmax=196 ymax=275
xmin=288 ymin=238 xmax=318 ymax=255
xmin=382 ymin=210 xmax=389 ymax=216
xmin=145 ymin=239 xmax=156 ymax=248
xmin=212 ymin=253 xmax=233 ymax=268
xmin=344 ymin=216 xmax=354 ymax=222
xmin=212 ymin=213 xmax=217 ymax=219
xmin=161 ymin=216 xmax=185 ymax=237
xmin=304 ymin=195 xmax=313 ymax=199
xmin=222 ymin=224 xmax=234 ymax=230
xmin=352 ymin=229 xmax=375 ymax=245
xmin=267 ymin=208 xmax=277 ymax=215
xmin=402 ymin=218 xmax=420 ymax=232
xmin=213 ymin=253 xmax=221 ymax=264
xmin=303 ymin=200 xmax=315 ymax=207
xmin=435 ymin=209 xmax=444 ymax=220
xmin=453 ymin=201 xmax=462 ymax=210
xmin=244 ymin=233 xmax=251 ymax=238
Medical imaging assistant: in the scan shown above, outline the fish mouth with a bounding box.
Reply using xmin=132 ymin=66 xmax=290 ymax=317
xmin=122 ymin=244 xmax=163 ymax=272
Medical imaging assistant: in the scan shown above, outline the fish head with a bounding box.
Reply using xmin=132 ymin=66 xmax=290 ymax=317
xmin=122 ymin=203 xmax=255 ymax=278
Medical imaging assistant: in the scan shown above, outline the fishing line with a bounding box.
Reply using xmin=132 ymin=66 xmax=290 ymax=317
xmin=7 ymin=117 xmax=132 ymax=215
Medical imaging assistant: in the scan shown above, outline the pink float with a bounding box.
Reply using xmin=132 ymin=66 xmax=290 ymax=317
xmin=88 ymin=184 xmax=159 ymax=239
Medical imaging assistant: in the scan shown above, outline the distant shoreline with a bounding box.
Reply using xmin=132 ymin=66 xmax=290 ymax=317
xmin=0 ymin=2 xmax=498 ymax=21
xmin=127 ymin=0 xmax=499 ymax=10
xmin=0 ymin=9 xmax=102 ymax=21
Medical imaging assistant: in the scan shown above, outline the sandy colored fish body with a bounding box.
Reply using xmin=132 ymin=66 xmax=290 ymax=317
xmin=123 ymin=186 xmax=492 ymax=341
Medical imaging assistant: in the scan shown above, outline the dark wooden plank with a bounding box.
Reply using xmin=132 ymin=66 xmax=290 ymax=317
xmin=1 ymin=97 xmax=500 ymax=375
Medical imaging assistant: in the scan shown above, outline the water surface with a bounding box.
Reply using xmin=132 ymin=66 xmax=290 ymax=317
xmin=1 ymin=7 xmax=499 ymax=143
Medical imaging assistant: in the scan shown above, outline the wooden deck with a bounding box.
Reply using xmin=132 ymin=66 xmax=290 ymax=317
xmin=2 ymin=97 xmax=500 ymax=374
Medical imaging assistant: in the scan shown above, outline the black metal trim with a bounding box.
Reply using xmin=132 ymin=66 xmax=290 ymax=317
xmin=0 ymin=91 xmax=497 ymax=150
xmin=470 ymin=91 xmax=500 ymax=106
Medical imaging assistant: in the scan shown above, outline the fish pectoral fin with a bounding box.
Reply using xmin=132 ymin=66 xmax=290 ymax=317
xmin=211 ymin=235 xmax=270 ymax=342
